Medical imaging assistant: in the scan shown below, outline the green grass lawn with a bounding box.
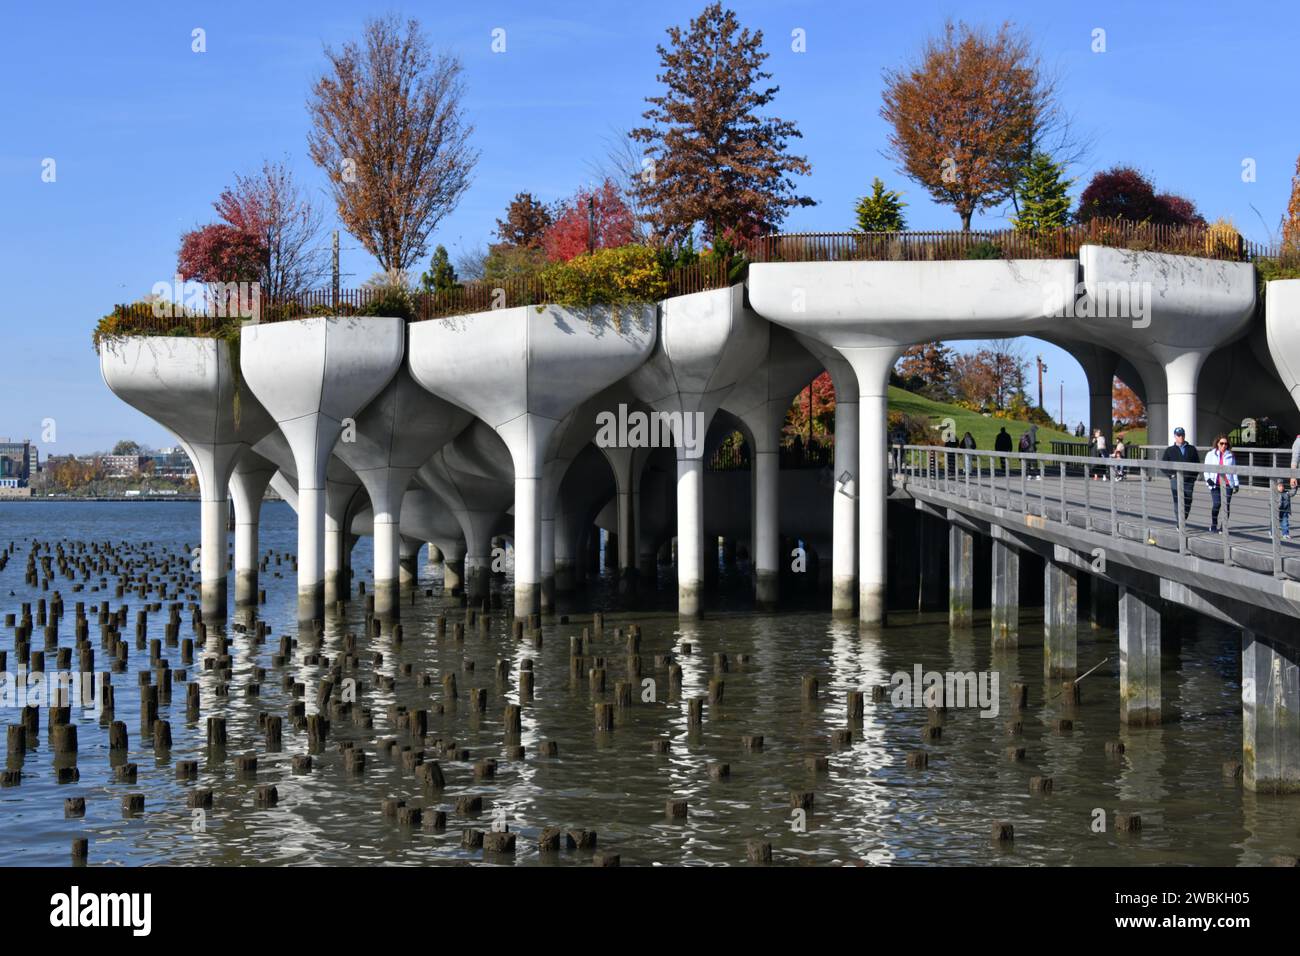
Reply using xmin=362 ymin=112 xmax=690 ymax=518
xmin=888 ymin=386 xmax=1145 ymax=448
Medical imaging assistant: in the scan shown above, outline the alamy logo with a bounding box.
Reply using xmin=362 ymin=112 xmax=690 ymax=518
xmin=1043 ymin=280 xmax=1152 ymax=328
xmin=889 ymin=665 xmax=1000 ymax=718
xmin=149 ymin=273 xmax=261 ymax=322
xmin=49 ymin=887 xmax=151 ymax=936
xmin=594 ymin=404 xmax=706 ymax=459
xmin=0 ymin=669 xmax=101 ymax=717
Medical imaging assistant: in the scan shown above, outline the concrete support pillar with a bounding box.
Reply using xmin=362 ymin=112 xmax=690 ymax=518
xmin=754 ymin=448 xmax=779 ymax=610
xmin=370 ymin=471 xmax=412 ymax=619
xmin=228 ymin=458 xmax=275 ymax=607
xmin=1044 ymin=560 xmax=1079 ymax=679
xmin=990 ymin=538 xmax=1019 ymax=645
xmin=437 ymin=539 xmax=465 ymax=591
xmin=540 ymin=515 xmax=556 ymax=612
xmin=617 ymin=489 xmax=634 ymax=575
xmin=1073 ymin=345 xmax=1120 ymax=447
xmin=513 ymin=471 xmax=541 ymax=617
xmin=1242 ymin=631 xmax=1300 ymax=793
xmin=323 ymin=480 xmax=360 ymax=609
xmin=676 ymin=457 xmax=704 ymax=617
xmin=199 ymin=497 xmax=229 ymax=621
xmin=831 ymin=398 xmax=859 ymax=616
xmin=1159 ymin=348 xmax=1209 ymax=445
xmin=300 ymin=485 xmax=327 ymax=619
xmin=427 ymin=543 xmax=444 ymax=564
xmin=948 ymin=524 xmax=974 ymax=628
xmin=839 ymin=345 xmax=900 ymax=625
xmin=398 ymin=536 xmax=420 ymax=587
xmin=1118 ymin=587 xmax=1162 ymax=725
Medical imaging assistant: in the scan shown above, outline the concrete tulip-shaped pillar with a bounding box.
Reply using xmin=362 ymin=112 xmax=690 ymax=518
xmin=228 ymin=450 xmax=278 ymax=606
xmin=749 ymin=257 xmax=1080 ymax=624
xmin=241 ymin=317 xmax=404 ymax=621
xmin=410 ymin=304 xmax=656 ymax=617
xmin=415 ymin=421 xmax=516 ymax=601
xmin=1059 ymin=341 xmax=1120 ymax=444
xmin=1078 ymin=245 xmax=1255 ymax=445
xmin=795 ymin=333 xmax=859 ymax=616
xmin=100 ymin=336 xmax=274 ymax=621
xmin=396 ymin=486 xmax=468 ymax=591
xmin=332 ymin=364 xmax=471 ymax=617
xmin=1265 ymin=280 xmax=1300 ymax=422
xmin=721 ymin=327 xmax=821 ymax=609
xmin=629 ymin=286 xmax=769 ymax=616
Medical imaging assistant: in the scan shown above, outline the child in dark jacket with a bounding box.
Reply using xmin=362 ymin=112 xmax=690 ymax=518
xmin=1279 ymin=481 xmax=1296 ymax=541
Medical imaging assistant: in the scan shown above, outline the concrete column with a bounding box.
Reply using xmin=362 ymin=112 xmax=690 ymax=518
xmin=228 ymin=457 xmax=275 ymax=607
xmin=990 ymin=538 xmax=1019 ymax=645
xmin=1072 ymin=345 xmax=1120 ymax=446
xmin=831 ymin=398 xmax=859 ymax=616
xmin=398 ymin=536 xmax=420 ymax=587
xmin=438 ymin=539 xmax=465 ymax=591
xmin=677 ymin=457 xmax=704 ymax=617
xmin=839 ymin=345 xmax=900 ymax=625
xmin=198 ymin=497 xmax=229 ymax=621
xmin=323 ymin=480 xmax=361 ymax=608
xmin=1118 ymin=587 xmax=1162 ymax=725
xmin=754 ymin=448 xmax=779 ymax=609
xmin=427 ymin=543 xmax=444 ymax=564
xmin=1242 ymin=631 xmax=1300 ymax=793
xmin=1160 ymin=348 xmax=1209 ymax=445
xmin=1044 ymin=560 xmax=1079 ymax=679
xmin=949 ymin=524 xmax=974 ymax=628
xmin=370 ymin=470 xmax=412 ymax=619
xmin=513 ymin=471 xmax=541 ymax=617
xmin=540 ymin=514 xmax=556 ymax=611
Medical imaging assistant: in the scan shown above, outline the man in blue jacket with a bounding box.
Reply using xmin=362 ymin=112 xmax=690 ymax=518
xmin=1161 ymin=427 xmax=1199 ymax=525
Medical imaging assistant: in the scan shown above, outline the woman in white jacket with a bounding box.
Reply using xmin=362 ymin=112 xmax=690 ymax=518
xmin=1203 ymin=435 xmax=1239 ymax=533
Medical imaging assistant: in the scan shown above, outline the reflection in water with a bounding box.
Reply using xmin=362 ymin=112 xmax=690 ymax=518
xmin=1 ymin=501 xmax=1298 ymax=866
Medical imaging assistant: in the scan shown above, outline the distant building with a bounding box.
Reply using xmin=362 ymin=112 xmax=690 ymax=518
xmin=0 ymin=438 xmax=35 ymax=488
xmin=151 ymin=448 xmax=194 ymax=480
xmin=102 ymin=454 xmax=150 ymax=478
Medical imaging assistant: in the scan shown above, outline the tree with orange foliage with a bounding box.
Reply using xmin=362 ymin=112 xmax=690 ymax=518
xmin=880 ymin=21 xmax=1062 ymax=231
xmin=783 ymin=372 xmax=837 ymax=447
xmin=1283 ymin=153 xmax=1300 ymax=252
xmin=1113 ymin=377 xmax=1146 ymax=428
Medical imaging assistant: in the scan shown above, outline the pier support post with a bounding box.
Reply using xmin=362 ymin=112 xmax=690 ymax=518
xmin=838 ymin=344 xmax=900 ymax=625
xmin=949 ymin=524 xmax=974 ymax=628
xmin=229 ymin=455 xmax=276 ymax=608
xmin=1044 ymin=560 xmax=1079 ymax=679
xmin=1242 ymin=631 xmax=1300 ymax=793
xmin=991 ymin=539 xmax=1019 ymax=645
xmin=1118 ymin=587 xmax=1162 ymax=725
xmin=1158 ymin=348 xmax=1209 ymax=445
xmin=754 ymin=446 xmax=779 ymax=610
xmin=676 ymin=457 xmax=704 ymax=617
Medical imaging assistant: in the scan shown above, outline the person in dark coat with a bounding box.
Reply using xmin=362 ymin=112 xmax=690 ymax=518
xmin=994 ymin=426 xmax=1012 ymax=475
xmin=1161 ymin=427 xmax=1199 ymax=524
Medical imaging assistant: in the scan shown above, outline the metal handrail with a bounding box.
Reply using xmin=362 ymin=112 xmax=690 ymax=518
xmin=893 ymin=444 xmax=1297 ymax=580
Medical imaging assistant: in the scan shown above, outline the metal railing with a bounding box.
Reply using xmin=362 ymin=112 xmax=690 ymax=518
xmin=747 ymin=222 xmax=1282 ymax=264
xmin=893 ymin=444 xmax=1300 ymax=579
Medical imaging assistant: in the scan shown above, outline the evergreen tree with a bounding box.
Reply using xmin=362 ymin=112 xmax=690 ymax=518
xmin=632 ymin=3 xmax=813 ymax=243
xmin=1012 ymin=152 xmax=1071 ymax=232
xmin=420 ymin=245 xmax=459 ymax=294
xmin=854 ymin=178 xmax=907 ymax=232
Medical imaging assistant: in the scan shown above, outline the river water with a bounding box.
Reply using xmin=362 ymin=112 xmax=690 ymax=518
xmin=0 ymin=501 xmax=1295 ymax=866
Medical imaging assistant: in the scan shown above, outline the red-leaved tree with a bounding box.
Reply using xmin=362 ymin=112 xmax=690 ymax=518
xmin=542 ymin=179 xmax=635 ymax=262
xmin=1076 ymin=166 xmax=1203 ymax=227
xmin=177 ymin=223 xmax=265 ymax=285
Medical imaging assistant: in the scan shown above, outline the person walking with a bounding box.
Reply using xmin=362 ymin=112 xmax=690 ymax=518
xmin=1203 ymin=435 xmax=1238 ymax=533
xmin=994 ymin=425 xmax=1012 ymax=476
xmin=1161 ymin=427 xmax=1199 ymax=525
xmin=1111 ymin=434 xmax=1127 ymax=481
xmin=1276 ymin=479 xmax=1295 ymax=542
xmin=1091 ymin=428 xmax=1108 ymax=480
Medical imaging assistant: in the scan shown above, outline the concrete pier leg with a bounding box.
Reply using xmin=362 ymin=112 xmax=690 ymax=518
xmin=617 ymin=490 xmax=634 ymax=577
xmin=298 ymin=485 xmax=326 ymax=621
xmin=754 ymin=449 xmax=779 ymax=610
xmin=1161 ymin=349 xmax=1208 ymax=445
xmin=427 ymin=543 xmax=444 ymax=564
xmin=398 ymin=536 xmax=420 ymax=588
xmin=990 ymin=539 xmax=1019 ymax=645
xmin=831 ymin=397 xmax=858 ymax=617
xmin=949 ymin=524 xmax=974 ymax=628
xmin=677 ymin=457 xmax=704 ymax=617
xmin=438 ymin=540 xmax=465 ymax=591
xmin=514 ymin=473 xmax=541 ymax=617
xmin=200 ymin=497 xmax=229 ymax=621
xmin=1118 ymin=587 xmax=1162 ymax=725
xmin=840 ymin=345 xmax=898 ymax=626
xmin=1242 ymin=631 xmax=1300 ymax=793
xmin=1044 ymin=560 xmax=1079 ymax=679
xmin=466 ymin=555 xmax=491 ymax=602
xmin=229 ymin=463 xmax=274 ymax=608
xmin=540 ymin=517 xmax=556 ymax=612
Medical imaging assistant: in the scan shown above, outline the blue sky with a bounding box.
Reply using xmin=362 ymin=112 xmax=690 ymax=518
xmin=2 ymin=0 xmax=1295 ymax=453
